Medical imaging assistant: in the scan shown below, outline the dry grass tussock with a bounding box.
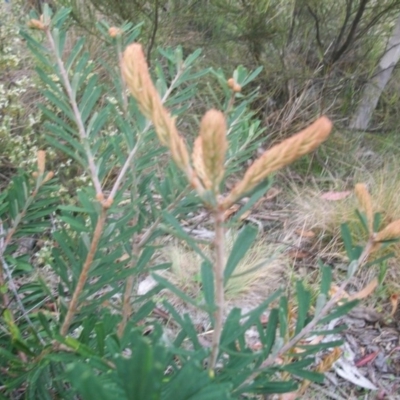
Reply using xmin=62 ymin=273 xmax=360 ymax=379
xmin=160 ymin=232 xmax=288 ymax=302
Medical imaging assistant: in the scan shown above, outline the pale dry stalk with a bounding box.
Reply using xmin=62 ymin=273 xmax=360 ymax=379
xmin=209 ymin=208 xmax=226 ymax=370
xmin=117 ymin=250 xmax=137 ymax=338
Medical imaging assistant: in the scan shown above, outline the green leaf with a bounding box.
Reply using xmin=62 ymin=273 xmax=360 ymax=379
xmin=262 ymin=308 xmax=278 ymax=357
xmin=295 ymin=340 xmax=343 ymax=357
xmin=320 ymin=263 xmax=332 ymax=296
xmin=220 ymin=308 xmax=242 ymax=346
xmin=183 ymin=48 xmax=202 ymax=68
xmin=42 ymin=89 xmax=75 ymax=121
xmin=319 ymin=300 xmax=358 ymax=324
xmin=242 ymin=66 xmax=263 ymax=86
xmin=94 ymin=322 xmax=105 ymax=356
xmin=282 ymin=367 xmax=324 ymax=383
xmin=355 ymin=209 xmax=369 ymax=234
xmin=201 ymin=260 xmax=215 ymax=312
xmin=278 ymin=296 xmax=288 ymax=340
xmin=65 ymin=363 xmax=113 ymax=400
xmin=242 ymin=380 xmax=298 ymax=395
xmin=130 ymin=301 xmax=156 ymax=325
xmin=365 ymin=252 xmax=394 ymax=268
xmin=373 ymin=212 xmax=382 ymax=232
xmin=161 ymin=211 xmax=207 ymax=259
xmin=115 ymin=335 xmax=163 ymax=400
xmin=66 ymin=37 xmax=85 ymax=71
xmin=224 ymin=225 xmax=258 ymax=284
xmin=79 ymin=76 xmax=102 ymax=124
xmin=340 ymin=223 xmax=355 ymax=260
xmin=152 ymin=273 xmax=199 ymax=307
xmin=59 ymin=214 xmax=90 ymax=232
xmin=295 ymin=281 xmax=311 ymax=335
xmin=38 ymin=312 xmax=53 ymax=338
xmin=231 ymin=178 xmax=272 ymax=222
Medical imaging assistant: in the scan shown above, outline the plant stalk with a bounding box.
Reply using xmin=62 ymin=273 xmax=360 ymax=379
xmin=45 ymin=28 xmax=103 ymax=198
xmin=238 ymin=237 xmax=375 ymax=389
xmin=209 ymin=208 xmax=225 ymax=370
xmin=60 ymin=208 xmax=107 ymax=336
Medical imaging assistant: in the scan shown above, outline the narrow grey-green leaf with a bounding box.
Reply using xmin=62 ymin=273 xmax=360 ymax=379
xmin=224 ymin=225 xmax=258 ymax=284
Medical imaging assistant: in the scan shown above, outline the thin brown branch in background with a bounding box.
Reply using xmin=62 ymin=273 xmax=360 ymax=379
xmin=146 ymin=0 xmax=159 ymax=66
xmin=331 ymin=0 xmax=370 ymax=64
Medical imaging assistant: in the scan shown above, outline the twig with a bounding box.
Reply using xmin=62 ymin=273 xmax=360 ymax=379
xmin=60 ymin=208 xmax=107 ymax=336
xmin=117 ymin=187 xmax=190 ymax=338
xmin=146 ymin=0 xmax=159 ymax=65
xmin=238 ymin=238 xmax=374 ymax=388
xmin=209 ymin=208 xmax=226 ymax=370
xmin=117 ymin=242 xmax=138 ymax=339
xmin=45 ymin=27 xmax=103 ymax=198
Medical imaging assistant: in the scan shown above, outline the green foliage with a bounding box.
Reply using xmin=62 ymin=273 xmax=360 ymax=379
xmin=59 ymin=0 xmax=400 ymax=132
xmin=0 ymin=6 xmax=387 ymax=399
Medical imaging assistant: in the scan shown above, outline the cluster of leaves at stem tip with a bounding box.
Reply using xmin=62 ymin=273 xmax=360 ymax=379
xmin=1 ymin=5 xmax=400 ymax=400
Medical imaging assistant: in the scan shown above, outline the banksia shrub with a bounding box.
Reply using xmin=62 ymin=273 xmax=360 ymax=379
xmin=2 ymin=7 xmax=399 ymax=399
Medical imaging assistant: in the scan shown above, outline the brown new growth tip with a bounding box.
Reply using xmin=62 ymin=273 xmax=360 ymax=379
xmin=355 ymin=183 xmax=374 ymax=233
xmin=196 ymin=110 xmax=227 ymax=194
xmin=108 ymin=27 xmax=122 ymax=38
xmin=375 ymin=219 xmax=400 ymax=242
xmin=192 ymin=137 xmax=212 ymax=190
xmin=37 ymin=150 xmax=46 ymax=175
xmin=222 ymin=116 xmax=333 ymax=209
xmin=121 ymin=44 xmax=192 ymax=178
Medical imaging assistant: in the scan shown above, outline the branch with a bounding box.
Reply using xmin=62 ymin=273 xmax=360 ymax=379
xmin=209 ymin=208 xmax=226 ymax=370
xmin=306 ymin=5 xmax=323 ymax=52
xmin=45 ymin=27 xmax=103 ymax=198
xmin=239 ymin=237 xmax=375 ymax=389
xmin=330 ymin=0 xmax=370 ymax=64
xmin=146 ymin=0 xmax=159 ymax=66
xmin=60 ymin=208 xmax=107 ymax=336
